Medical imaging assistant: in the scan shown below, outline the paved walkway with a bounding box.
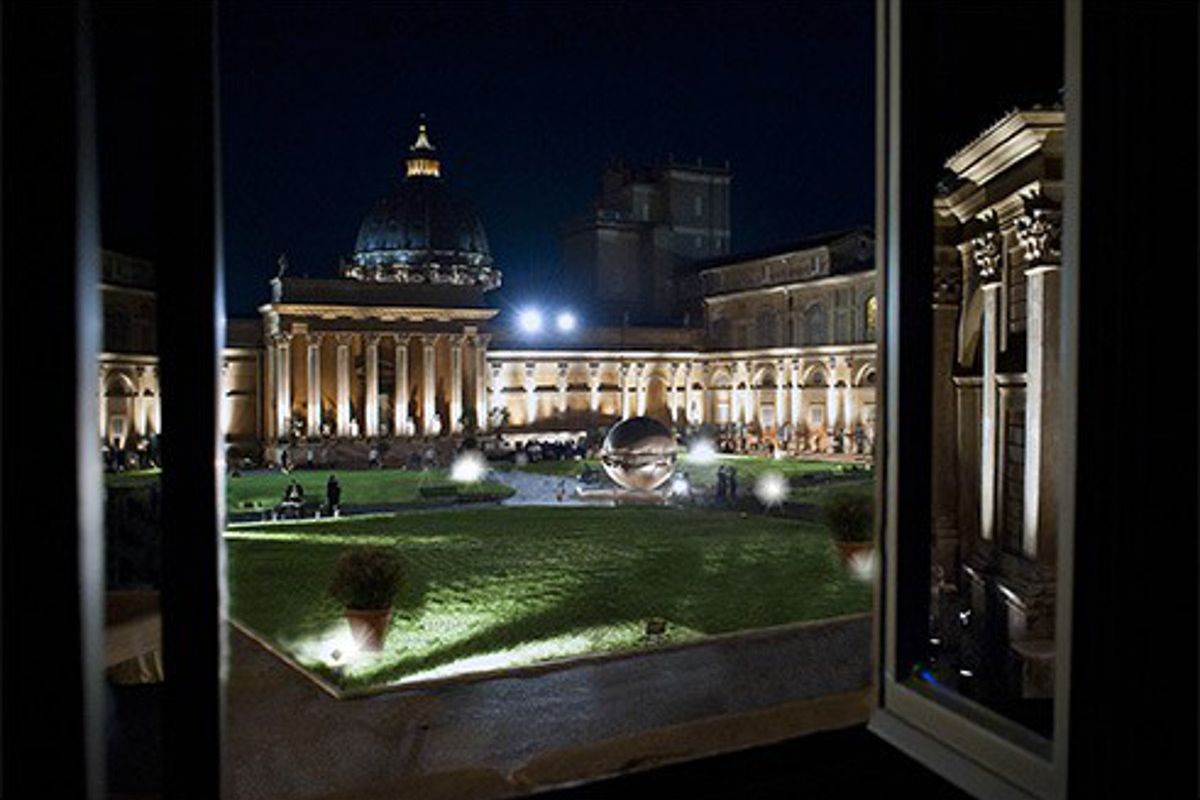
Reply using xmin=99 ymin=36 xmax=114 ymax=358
xmin=488 ymin=469 xmax=602 ymax=507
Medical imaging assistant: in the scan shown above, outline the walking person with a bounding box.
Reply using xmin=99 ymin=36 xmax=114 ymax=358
xmin=326 ymin=473 xmax=342 ymax=517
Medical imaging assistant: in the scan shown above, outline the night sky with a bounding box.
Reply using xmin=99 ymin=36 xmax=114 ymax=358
xmin=99 ymin=1 xmax=876 ymax=318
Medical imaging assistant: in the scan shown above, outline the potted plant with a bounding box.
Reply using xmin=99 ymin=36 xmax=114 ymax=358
xmin=329 ymin=546 xmax=404 ymax=651
xmin=823 ymin=491 xmax=874 ymax=567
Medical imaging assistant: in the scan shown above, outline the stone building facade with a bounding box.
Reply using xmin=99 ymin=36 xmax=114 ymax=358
xmin=98 ymin=251 xmax=263 ymax=464
xmin=98 ymin=122 xmax=878 ymax=465
xmin=561 ymin=158 xmax=732 ymax=323
xmin=931 ymin=107 xmax=1063 ymax=694
xmin=486 ymin=229 xmax=877 ymax=454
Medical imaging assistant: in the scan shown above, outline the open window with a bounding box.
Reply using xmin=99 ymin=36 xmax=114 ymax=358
xmin=870 ymin=1 xmax=1197 ymax=798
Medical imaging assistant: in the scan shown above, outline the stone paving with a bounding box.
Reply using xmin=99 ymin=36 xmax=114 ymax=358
xmin=487 ymin=469 xmax=598 ymax=507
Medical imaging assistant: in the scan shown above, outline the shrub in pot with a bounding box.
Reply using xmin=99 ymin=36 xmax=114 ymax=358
xmin=823 ymin=491 xmax=874 ymax=566
xmin=329 ymin=546 xmax=404 ymax=651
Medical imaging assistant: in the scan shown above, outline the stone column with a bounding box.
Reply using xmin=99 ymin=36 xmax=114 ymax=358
xmin=775 ymin=359 xmax=787 ymax=430
xmin=619 ymin=363 xmax=631 ymax=419
xmin=730 ymin=363 xmax=741 ymax=425
xmin=682 ymin=363 xmax=694 ymax=424
xmin=449 ymin=335 xmax=464 ymax=433
xmin=422 ymin=335 xmax=437 ymax=435
xmin=790 ymin=359 xmax=803 ymax=432
xmin=393 ymin=335 xmax=410 ymax=436
xmin=826 ymin=357 xmax=839 ymax=432
xmin=976 ymin=238 xmax=1003 ymax=543
xmin=842 ymin=381 xmax=855 ymax=428
xmin=150 ymin=366 xmax=161 ymax=435
xmin=98 ymin=365 xmax=107 ymax=439
xmin=306 ymin=333 xmax=322 ymax=436
xmin=729 ymin=362 xmax=748 ymax=424
xmin=635 ymin=363 xmax=647 ymax=417
xmin=489 ymin=362 xmax=503 ymax=425
xmin=134 ymin=366 xmax=147 ymax=436
xmin=365 ymin=333 xmax=380 ymax=437
xmin=587 ymin=362 xmax=601 ymax=413
xmin=1017 ymin=208 xmax=1062 ymax=565
xmin=336 ymin=333 xmax=351 ymax=437
xmin=668 ymin=364 xmax=680 ymax=424
xmin=276 ymin=332 xmax=292 ymax=438
xmin=474 ymin=335 xmax=490 ymax=432
xmin=556 ymin=362 xmax=569 ymax=416
xmin=523 ymin=362 xmax=537 ymax=424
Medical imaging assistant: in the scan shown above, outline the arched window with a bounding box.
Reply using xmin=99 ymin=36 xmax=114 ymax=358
xmin=803 ymin=303 xmax=827 ymax=345
xmin=864 ymin=295 xmax=878 ymax=340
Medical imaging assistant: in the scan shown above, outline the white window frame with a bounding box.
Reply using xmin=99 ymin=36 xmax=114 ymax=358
xmin=867 ymin=2 xmax=1077 ymax=798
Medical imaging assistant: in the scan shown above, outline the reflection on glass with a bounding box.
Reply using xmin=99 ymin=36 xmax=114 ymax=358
xmin=917 ymin=105 xmax=1064 ymax=743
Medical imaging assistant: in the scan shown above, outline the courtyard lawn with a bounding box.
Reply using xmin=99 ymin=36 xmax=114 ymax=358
xmin=504 ymin=453 xmax=865 ymax=487
xmin=225 ymin=468 xmax=514 ymax=512
xmin=226 ymin=505 xmax=872 ymax=690
xmin=789 ymin=476 xmax=875 ymax=506
xmin=496 ymin=458 xmax=600 ymax=477
xmin=105 ymin=468 xmax=162 ymax=490
xmin=675 ymin=453 xmax=861 ymax=488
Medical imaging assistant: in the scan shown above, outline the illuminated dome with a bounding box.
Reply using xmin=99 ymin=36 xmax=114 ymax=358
xmin=343 ymin=118 xmax=501 ymax=290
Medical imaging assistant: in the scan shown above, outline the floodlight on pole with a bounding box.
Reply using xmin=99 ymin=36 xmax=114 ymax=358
xmin=555 ymin=311 xmax=577 ymax=333
xmin=518 ymin=308 xmax=543 ymax=334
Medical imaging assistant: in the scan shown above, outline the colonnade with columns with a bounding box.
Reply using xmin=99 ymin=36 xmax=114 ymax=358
xmin=98 ymin=359 xmax=161 ymax=446
xmin=263 ymin=326 xmax=490 ymax=442
xmin=484 ymin=345 xmax=876 ymax=451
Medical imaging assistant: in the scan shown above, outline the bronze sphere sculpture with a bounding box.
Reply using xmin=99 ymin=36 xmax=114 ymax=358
xmin=599 ymin=416 xmax=677 ymax=491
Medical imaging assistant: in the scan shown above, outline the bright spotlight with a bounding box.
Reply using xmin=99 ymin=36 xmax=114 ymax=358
xmin=687 ymin=439 xmax=718 ymax=465
xmin=847 ymin=549 xmax=878 ymax=583
xmin=518 ymin=308 xmax=543 ymax=334
xmin=753 ymin=470 xmax=788 ymax=508
xmin=555 ymin=311 xmax=577 ymax=332
xmin=450 ymin=450 xmax=487 ymax=483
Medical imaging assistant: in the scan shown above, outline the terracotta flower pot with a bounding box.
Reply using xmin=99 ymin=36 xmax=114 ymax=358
xmin=836 ymin=541 xmax=874 ymax=568
xmin=344 ymin=608 xmax=391 ymax=652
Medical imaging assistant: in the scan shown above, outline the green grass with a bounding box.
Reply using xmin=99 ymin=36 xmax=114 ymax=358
xmin=504 ymin=453 xmax=865 ymax=487
xmin=227 ymin=505 xmax=872 ymax=690
xmin=675 ymin=453 xmax=857 ymax=488
xmin=789 ymin=477 xmax=875 ymax=506
xmin=105 ymin=469 xmax=162 ymax=490
xmin=225 ymin=469 xmax=514 ymax=511
xmin=496 ymin=458 xmax=600 ymax=477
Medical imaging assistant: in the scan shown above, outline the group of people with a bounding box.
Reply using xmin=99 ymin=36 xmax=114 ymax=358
xmin=102 ymin=436 xmax=159 ymax=473
xmin=514 ymin=437 xmax=589 ymax=463
xmin=275 ymin=474 xmax=341 ymax=518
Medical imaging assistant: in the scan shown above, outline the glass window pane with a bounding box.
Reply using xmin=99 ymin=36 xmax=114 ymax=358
xmin=904 ymin=1 xmax=1064 ymax=747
